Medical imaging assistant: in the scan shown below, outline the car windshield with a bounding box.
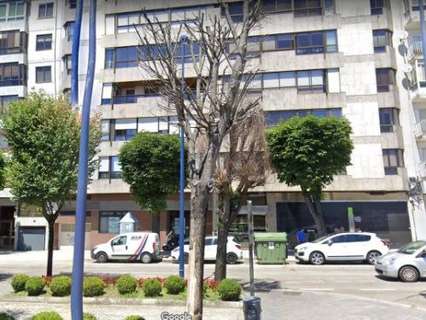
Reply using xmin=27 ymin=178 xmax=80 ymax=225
xmin=398 ymin=241 xmax=426 ymax=254
xmin=312 ymin=235 xmax=329 ymax=243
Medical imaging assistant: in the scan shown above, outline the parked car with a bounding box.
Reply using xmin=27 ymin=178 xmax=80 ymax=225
xmin=171 ymin=236 xmax=243 ymax=264
xmin=294 ymin=232 xmax=390 ymax=265
xmin=91 ymin=232 xmax=161 ymax=263
xmin=375 ymin=240 xmax=426 ymax=282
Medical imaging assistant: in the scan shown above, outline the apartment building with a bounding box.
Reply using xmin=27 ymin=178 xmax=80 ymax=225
xmin=1 ymin=0 xmax=426 ymax=251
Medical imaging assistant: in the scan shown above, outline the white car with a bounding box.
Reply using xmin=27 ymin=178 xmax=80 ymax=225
xmin=171 ymin=236 xmax=243 ymax=264
xmin=91 ymin=232 xmax=161 ymax=264
xmin=375 ymin=241 xmax=426 ymax=282
xmin=294 ymin=232 xmax=390 ymax=265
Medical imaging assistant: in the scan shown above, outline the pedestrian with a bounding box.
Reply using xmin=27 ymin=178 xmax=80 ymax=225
xmin=296 ymin=228 xmax=306 ymax=244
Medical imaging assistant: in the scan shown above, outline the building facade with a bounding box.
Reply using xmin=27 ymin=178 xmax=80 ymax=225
xmin=1 ymin=0 xmax=426 ymax=251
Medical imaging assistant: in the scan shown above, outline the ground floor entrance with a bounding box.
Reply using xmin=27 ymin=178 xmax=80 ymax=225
xmin=276 ymin=201 xmax=411 ymax=248
xmin=0 ymin=206 xmax=15 ymax=250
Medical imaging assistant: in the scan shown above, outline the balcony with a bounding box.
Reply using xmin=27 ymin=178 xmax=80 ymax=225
xmin=415 ymin=119 xmax=426 ymax=139
xmin=405 ymin=1 xmax=424 ymax=29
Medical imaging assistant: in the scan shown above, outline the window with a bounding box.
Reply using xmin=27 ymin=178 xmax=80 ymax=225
xmin=223 ymin=2 xmax=244 ymax=22
xmin=0 ymin=63 xmax=24 ymax=87
xmin=296 ymin=70 xmax=325 ymax=92
xmin=39 ymin=3 xmax=54 ymax=18
xmin=383 ymin=149 xmax=404 ymax=175
xmin=63 ymin=55 xmax=72 ymax=74
xmin=0 ymin=30 xmax=25 ymax=55
xmin=295 ymin=30 xmax=337 ymax=54
xmin=0 ymin=2 xmax=24 ymax=22
xmin=113 ymin=119 xmax=137 ymax=141
xmin=346 ymin=235 xmax=371 ymax=242
xmin=36 ymin=34 xmax=52 ymax=51
xmin=0 ymin=95 xmax=18 ymax=113
xmin=115 ymin=46 xmax=138 ymax=68
xmin=65 ymin=21 xmax=74 ymax=42
xmin=99 ymin=212 xmax=126 ymax=234
xmin=262 ymin=0 xmax=292 ymax=13
xmin=379 ymin=108 xmax=399 ymax=133
xmin=265 ymin=108 xmax=342 ymax=126
xmin=99 ymin=156 xmax=122 ymax=179
xmin=276 ymin=34 xmax=294 ymax=49
xmin=67 ymin=0 xmax=76 ymax=9
xmin=373 ymin=30 xmax=392 ymax=53
xmin=376 ymin=68 xmax=394 ymax=92
xmin=331 ymin=235 xmax=348 ymax=243
xmin=370 ymin=0 xmax=384 ymax=15
xmin=36 ymin=66 xmax=51 ymax=83
xmin=294 ymin=0 xmax=322 ymax=17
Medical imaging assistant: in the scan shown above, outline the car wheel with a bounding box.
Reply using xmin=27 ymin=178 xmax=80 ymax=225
xmin=95 ymin=252 xmax=108 ymax=263
xmin=141 ymin=252 xmax=153 ymax=264
xmin=226 ymin=252 xmax=238 ymax=264
xmin=399 ymin=266 xmax=419 ymax=282
xmin=309 ymin=251 xmax=325 ymax=265
xmin=366 ymin=250 xmax=382 ymax=265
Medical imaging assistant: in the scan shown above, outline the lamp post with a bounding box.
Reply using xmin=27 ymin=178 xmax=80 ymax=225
xmin=179 ymin=35 xmax=188 ymax=278
xmin=71 ymin=0 xmax=97 ymax=319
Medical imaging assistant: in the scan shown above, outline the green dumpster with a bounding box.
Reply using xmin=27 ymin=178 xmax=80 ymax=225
xmin=254 ymin=232 xmax=287 ymax=264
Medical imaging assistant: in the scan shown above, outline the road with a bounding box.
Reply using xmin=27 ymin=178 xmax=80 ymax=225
xmin=1 ymin=251 xmax=426 ymax=319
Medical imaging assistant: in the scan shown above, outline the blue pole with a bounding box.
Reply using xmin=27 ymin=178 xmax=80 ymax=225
xmin=71 ymin=1 xmax=96 ymax=319
xmin=71 ymin=0 xmax=83 ymax=106
xmin=179 ymin=36 xmax=188 ymax=278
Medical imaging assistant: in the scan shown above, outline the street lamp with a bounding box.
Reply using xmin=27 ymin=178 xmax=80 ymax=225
xmin=178 ymin=35 xmax=189 ymax=278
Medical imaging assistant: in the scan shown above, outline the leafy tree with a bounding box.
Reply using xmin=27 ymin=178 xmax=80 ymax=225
xmin=266 ymin=116 xmax=353 ymax=236
xmin=3 ymin=92 xmax=100 ymax=276
xmin=119 ymin=132 xmax=181 ymax=212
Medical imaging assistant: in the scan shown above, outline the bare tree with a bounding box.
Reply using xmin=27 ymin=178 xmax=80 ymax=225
xmin=134 ymin=2 xmax=262 ymax=318
xmin=214 ymin=108 xmax=267 ymax=281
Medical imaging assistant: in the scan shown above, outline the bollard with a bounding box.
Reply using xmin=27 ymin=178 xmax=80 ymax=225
xmin=244 ymin=296 xmax=262 ymax=320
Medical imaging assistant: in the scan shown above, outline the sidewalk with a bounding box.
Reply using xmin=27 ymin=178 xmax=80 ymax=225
xmin=0 ymin=249 xmax=91 ymax=263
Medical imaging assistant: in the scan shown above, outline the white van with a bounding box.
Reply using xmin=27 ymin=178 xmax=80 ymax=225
xmin=91 ymin=232 xmax=161 ymax=263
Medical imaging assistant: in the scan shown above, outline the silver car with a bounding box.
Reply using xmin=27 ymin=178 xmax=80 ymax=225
xmin=375 ymin=241 xmax=426 ymax=282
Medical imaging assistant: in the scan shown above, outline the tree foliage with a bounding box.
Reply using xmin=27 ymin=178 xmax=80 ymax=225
xmin=119 ymin=132 xmax=181 ymax=212
xmin=267 ymin=116 xmax=353 ymax=234
xmin=3 ymin=92 xmax=100 ymax=275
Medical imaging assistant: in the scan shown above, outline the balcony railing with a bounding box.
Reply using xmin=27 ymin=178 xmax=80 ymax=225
xmin=101 ymin=93 xmax=161 ymax=105
xmin=408 ymin=35 xmax=423 ymax=58
xmin=415 ymin=119 xmax=426 ymax=137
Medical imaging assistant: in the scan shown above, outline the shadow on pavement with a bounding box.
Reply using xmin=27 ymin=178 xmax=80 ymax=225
xmin=375 ymin=275 xmax=426 ymax=282
xmin=0 ymin=273 xmax=12 ymax=282
xmin=241 ymin=280 xmax=281 ymax=293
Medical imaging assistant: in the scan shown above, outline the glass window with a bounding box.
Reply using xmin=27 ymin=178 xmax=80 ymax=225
xmin=383 ymin=149 xmax=403 ymax=175
xmin=0 ymin=5 xmax=6 ymax=21
xmin=276 ymin=34 xmax=294 ymax=49
xmin=263 ymin=73 xmax=280 ymax=88
xmin=36 ymin=66 xmax=51 ymax=83
xmin=105 ymin=48 xmax=114 ymax=69
xmin=65 ymin=21 xmax=74 ymax=42
xmin=379 ymin=108 xmax=399 ymax=133
xmin=0 ymin=95 xmax=18 ymax=113
xmin=39 ymin=3 xmax=54 ymax=18
xmin=63 ymin=55 xmax=72 ymax=74
xmin=111 ymin=156 xmax=122 ymax=179
xmin=113 ymin=119 xmax=137 ymax=141
xmin=0 ymin=63 xmax=22 ymax=86
xmin=294 ymin=0 xmax=322 ymax=17
xmin=112 ymin=235 xmax=127 ymax=246
xmin=8 ymin=2 xmax=24 ymax=20
xmin=370 ymin=0 xmax=384 ymax=15
xmin=262 ymin=0 xmax=292 ymax=13
xmin=296 ymin=31 xmax=325 ymax=55
xmin=346 ymin=234 xmax=371 ymax=242
xmin=373 ymin=29 xmax=392 ymax=53
xmin=224 ymin=2 xmax=244 ymax=22
xmin=101 ymin=120 xmax=110 ymax=141
xmin=99 ymin=212 xmax=126 ymax=234
xmin=376 ymin=68 xmax=394 ymax=92
xmin=115 ymin=46 xmax=138 ymax=68
xmin=325 ymin=31 xmax=337 ymax=52
xmin=0 ymin=30 xmax=22 ymax=55
xmin=296 ymin=70 xmax=325 ymax=91
xmin=279 ymin=71 xmax=296 ymax=87
xmin=36 ymin=34 xmax=52 ymax=51
xmin=331 ymin=235 xmax=348 ymax=243
xmin=265 ymin=108 xmax=342 ymax=126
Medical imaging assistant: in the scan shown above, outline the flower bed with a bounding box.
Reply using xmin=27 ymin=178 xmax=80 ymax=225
xmin=9 ymin=274 xmax=240 ymax=302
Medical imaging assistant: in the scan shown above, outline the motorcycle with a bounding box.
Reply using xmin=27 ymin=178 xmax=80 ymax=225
xmin=162 ymin=232 xmax=179 ymax=252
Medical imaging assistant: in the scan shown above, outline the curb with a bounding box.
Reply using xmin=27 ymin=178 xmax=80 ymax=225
xmin=0 ymin=296 xmax=243 ymax=309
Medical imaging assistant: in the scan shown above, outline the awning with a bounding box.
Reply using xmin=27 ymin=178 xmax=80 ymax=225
xmin=238 ymin=205 xmax=268 ymax=216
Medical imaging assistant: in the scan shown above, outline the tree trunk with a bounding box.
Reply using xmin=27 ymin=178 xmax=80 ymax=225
xmin=187 ymin=181 xmax=210 ymax=320
xmin=214 ymin=193 xmax=231 ymax=281
xmin=303 ymin=193 xmax=326 ymax=237
xmin=46 ymin=220 xmax=55 ymax=277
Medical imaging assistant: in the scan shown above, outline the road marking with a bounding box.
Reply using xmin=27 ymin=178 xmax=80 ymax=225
xmin=359 ymin=288 xmax=396 ymax=291
xmin=300 ymin=288 xmax=335 ymax=291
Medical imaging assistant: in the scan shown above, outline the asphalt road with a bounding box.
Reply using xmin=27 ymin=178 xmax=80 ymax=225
xmin=1 ymin=251 xmax=426 ymax=319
